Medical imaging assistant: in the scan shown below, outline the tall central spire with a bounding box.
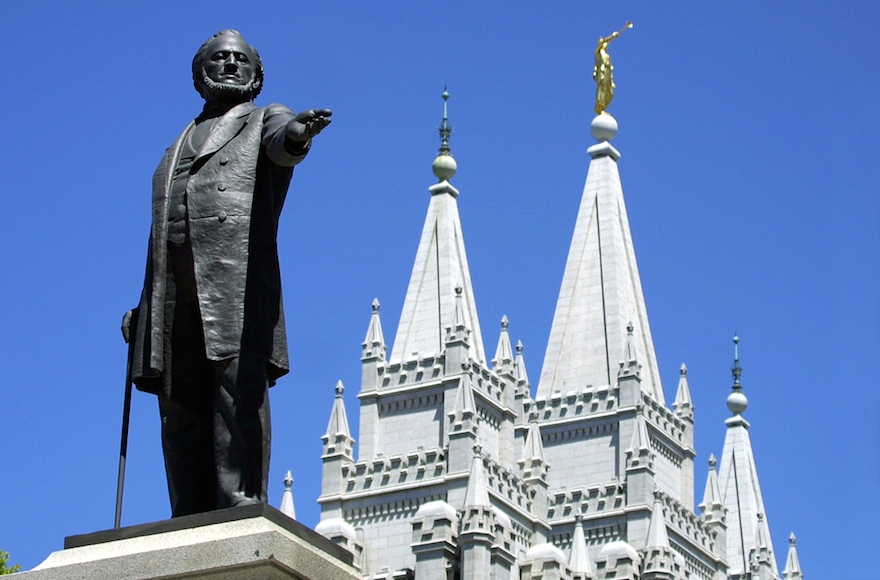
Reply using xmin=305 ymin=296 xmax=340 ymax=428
xmin=536 ymin=113 xmax=663 ymax=402
xmin=389 ymin=89 xmax=486 ymax=365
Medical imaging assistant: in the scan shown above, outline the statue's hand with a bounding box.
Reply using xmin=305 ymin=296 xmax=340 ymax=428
xmin=285 ymin=109 xmax=332 ymax=142
xmin=121 ymin=310 xmax=134 ymax=344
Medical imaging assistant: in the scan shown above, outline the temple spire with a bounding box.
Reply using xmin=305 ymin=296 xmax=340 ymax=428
xmin=699 ymin=454 xmax=723 ymax=515
xmin=279 ymin=470 xmax=296 ymax=520
xmin=783 ymin=533 xmax=803 ymax=580
xmin=389 ymin=89 xmax=486 ymax=365
xmin=569 ymin=515 xmax=595 ymax=579
xmin=514 ymin=340 xmax=530 ymax=389
xmin=716 ymin=335 xmax=779 ymax=577
xmin=361 ymin=298 xmax=386 ymax=360
xmin=537 ymin=112 xmax=663 ymax=402
xmin=463 ymin=443 xmax=490 ymax=508
xmin=322 ymin=381 xmax=354 ymax=459
xmin=674 ymin=363 xmax=693 ymax=420
xmin=646 ymin=490 xmax=670 ymax=549
xmin=492 ymin=315 xmax=515 ymax=375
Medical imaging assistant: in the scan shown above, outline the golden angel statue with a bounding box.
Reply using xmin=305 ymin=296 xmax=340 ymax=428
xmin=593 ymin=22 xmax=632 ymax=115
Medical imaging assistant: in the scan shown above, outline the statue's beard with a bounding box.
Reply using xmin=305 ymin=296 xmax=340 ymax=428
xmin=199 ymin=70 xmax=261 ymax=103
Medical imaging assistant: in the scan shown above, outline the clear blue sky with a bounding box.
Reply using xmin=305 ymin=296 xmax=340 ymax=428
xmin=1 ymin=2 xmax=877 ymax=576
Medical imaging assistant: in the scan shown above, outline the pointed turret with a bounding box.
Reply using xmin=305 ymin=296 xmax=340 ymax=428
xmin=519 ymin=411 xmax=549 ymax=519
xmin=646 ymin=491 xmax=670 ymax=550
xmin=279 ymin=470 xmax=296 ymax=520
xmin=514 ymin=340 xmax=530 ymax=392
xmin=358 ymin=299 xmax=385 ymax=459
xmin=513 ymin=341 xmax=531 ymax=438
xmin=447 ymin=366 xmax=479 ymax=474
xmin=699 ymin=455 xmax=724 ymax=518
xmin=627 ymin=409 xmax=652 ymax=459
xmin=640 ymin=490 xmax=682 ymax=580
xmin=459 ymin=444 xmax=497 ymax=579
xmin=320 ymin=381 xmax=355 ymax=498
xmin=537 ymin=115 xmax=663 ymax=403
xmin=362 ymin=298 xmax=386 ymax=361
xmin=569 ymin=515 xmax=595 ymax=580
xmin=717 ymin=335 xmax=779 ymax=577
xmin=783 ymin=533 xmax=803 ymax=580
xmin=463 ymin=443 xmax=491 ymax=509
xmin=617 ymin=321 xmax=643 ymax=409
xmin=625 ymin=408 xmax=656 ymax=511
xmin=673 ymin=363 xmax=693 ymax=421
xmin=492 ymin=315 xmax=515 ymax=376
xmin=324 ymin=381 xmax=353 ymax=453
xmin=749 ymin=513 xmax=775 ymax=580
xmin=699 ymin=455 xmax=728 ymax=563
xmin=390 ymin=88 xmax=486 ymax=366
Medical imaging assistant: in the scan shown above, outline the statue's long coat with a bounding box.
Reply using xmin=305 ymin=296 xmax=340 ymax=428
xmin=130 ymin=101 xmax=307 ymax=393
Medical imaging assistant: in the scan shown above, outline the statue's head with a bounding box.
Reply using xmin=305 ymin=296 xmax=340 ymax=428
xmin=192 ymin=29 xmax=264 ymax=103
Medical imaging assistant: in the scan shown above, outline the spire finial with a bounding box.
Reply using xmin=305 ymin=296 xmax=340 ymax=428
xmin=789 ymin=532 xmax=796 ymax=545
xmin=371 ymin=298 xmax=380 ymax=312
xmin=731 ymin=333 xmax=743 ymax=388
xmin=432 ymin=87 xmax=458 ymax=182
xmin=727 ymin=333 xmax=748 ymax=415
xmin=708 ymin=453 xmax=717 ymax=468
xmin=335 ymin=380 xmax=344 ymax=397
xmin=440 ymin=85 xmax=451 ymax=154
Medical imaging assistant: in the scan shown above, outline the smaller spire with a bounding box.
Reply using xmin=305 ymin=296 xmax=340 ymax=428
xmin=674 ymin=363 xmax=693 ymax=420
xmin=514 ymin=340 xmax=531 ymax=388
xmin=432 ymin=86 xmax=457 ymax=182
xmin=361 ymin=298 xmax=387 ymax=360
xmin=521 ymin=413 xmax=545 ymax=464
xmin=726 ymin=333 xmax=749 ymax=416
xmin=492 ymin=315 xmax=514 ymax=374
xmin=783 ymin=533 xmax=803 ymax=580
xmin=322 ymin=380 xmax=354 ymax=457
xmin=755 ymin=513 xmax=768 ymax=550
xmin=618 ymin=321 xmax=641 ymax=378
xmin=750 ymin=513 xmax=774 ymax=574
xmin=280 ymin=470 xmax=296 ymax=519
xmin=569 ymin=515 xmax=595 ymax=579
xmin=699 ymin=454 xmax=723 ymax=516
xmin=463 ymin=442 xmax=491 ymax=508
xmin=451 ymin=371 xmax=477 ymax=419
xmin=646 ymin=489 xmax=671 ymax=549
xmin=452 ymin=285 xmax=468 ymax=332
xmin=628 ymin=408 xmax=651 ymax=453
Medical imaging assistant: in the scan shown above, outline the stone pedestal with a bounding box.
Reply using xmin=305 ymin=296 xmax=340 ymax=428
xmin=16 ymin=504 xmax=360 ymax=580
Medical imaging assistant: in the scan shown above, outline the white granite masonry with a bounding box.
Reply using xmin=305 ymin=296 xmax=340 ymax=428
xmin=313 ymin=100 xmax=801 ymax=580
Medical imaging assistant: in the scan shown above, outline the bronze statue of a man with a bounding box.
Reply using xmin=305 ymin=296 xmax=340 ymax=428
xmin=123 ymin=29 xmax=331 ymax=516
